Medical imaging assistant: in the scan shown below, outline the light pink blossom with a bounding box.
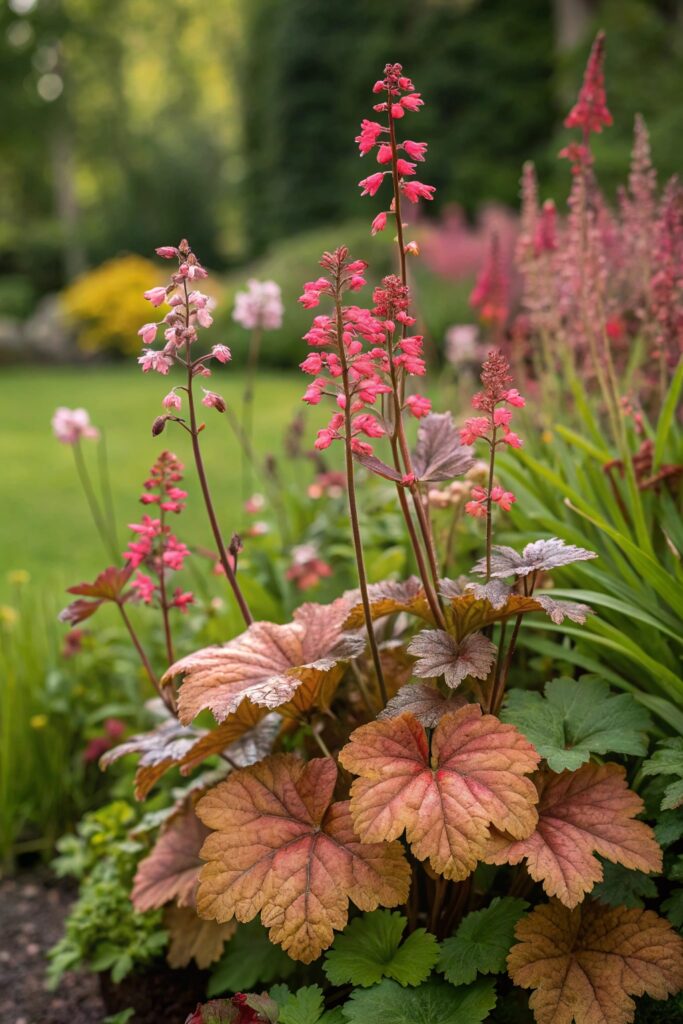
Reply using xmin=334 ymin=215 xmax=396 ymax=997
xmin=52 ymin=407 xmax=100 ymax=445
xmin=232 ymin=279 xmax=284 ymax=331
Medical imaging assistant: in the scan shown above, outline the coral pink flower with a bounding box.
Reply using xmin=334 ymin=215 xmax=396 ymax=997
xmin=400 ymin=92 xmax=424 ymax=112
xmin=405 ymin=394 xmax=432 ymax=418
xmin=211 ymin=344 xmax=232 ymax=363
xmin=162 ymin=391 xmax=181 ymax=410
xmin=138 ymin=322 xmax=158 ymax=345
xmin=396 ymin=158 xmax=416 ymax=176
xmin=371 ymin=212 xmax=388 ymax=235
xmin=201 ymin=390 xmax=226 ymax=412
xmin=359 ymin=172 xmax=386 ymax=197
xmin=155 ymin=246 xmax=178 ymax=259
xmin=144 ymin=287 xmax=168 ymax=307
xmin=171 ymin=588 xmax=194 ymax=613
xmin=459 ymin=417 xmax=489 ymax=444
xmin=401 ymin=180 xmax=436 ymax=204
xmin=131 ymin=572 xmax=156 ymax=604
xmin=52 ymin=407 xmax=99 ymax=445
xmin=403 ymin=140 xmax=427 ymax=161
xmin=138 ymin=350 xmax=172 ymax=375
xmin=355 ymin=119 xmax=383 ymax=155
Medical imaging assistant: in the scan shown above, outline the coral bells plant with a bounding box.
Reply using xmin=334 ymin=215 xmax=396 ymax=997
xmin=57 ymin=56 xmax=683 ymax=1024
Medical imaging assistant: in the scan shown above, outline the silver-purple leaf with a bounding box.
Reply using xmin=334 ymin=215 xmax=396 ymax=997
xmin=412 ymin=412 xmax=475 ymax=483
xmin=100 ymin=719 xmax=202 ymax=772
xmin=465 ymin=579 xmax=512 ymax=609
xmin=408 ymin=628 xmax=497 ymax=689
xmin=472 ymin=538 xmax=597 ymax=579
xmin=535 ymin=595 xmax=593 ymax=625
xmin=438 ymin=577 xmax=468 ymax=600
xmin=378 ymin=683 xmax=468 ymax=727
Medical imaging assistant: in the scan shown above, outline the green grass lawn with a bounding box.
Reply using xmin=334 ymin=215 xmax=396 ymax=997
xmin=0 ymin=365 xmax=314 ymax=600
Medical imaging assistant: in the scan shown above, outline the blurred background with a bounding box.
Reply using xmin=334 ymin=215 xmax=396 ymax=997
xmin=1 ymin=0 xmax=682 ymax=595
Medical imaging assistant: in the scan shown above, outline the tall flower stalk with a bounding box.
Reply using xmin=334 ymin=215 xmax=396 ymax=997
xmin=136 ymin=240 xmax=253 ymax=627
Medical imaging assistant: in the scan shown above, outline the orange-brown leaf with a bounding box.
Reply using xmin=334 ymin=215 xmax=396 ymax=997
xmin=132 ymin=807 xmax=209 ymax=912
xmin=485 ymin=764 xmax=663 ymax=907
xmin=164 ymin=904 xmax=236 ymax=969
xmin=344 ymin=578 xmax=434 ymax=628
xmin=165 ymin=599 xmax=363 ymax=725
xmin=508 ymin=900 xmax=683 ymax=1024
xmin=195 ymin=754 xmax=410 ymax=963
xmin=339 ymin=706 xmax=540 ymax=881
xmin=444 ymin=592 xmax=544 ymax=642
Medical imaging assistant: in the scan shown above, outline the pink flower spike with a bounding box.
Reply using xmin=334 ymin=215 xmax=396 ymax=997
xmin=162 ymin=391 xmax=181 ymax=411
xmin=405 ymin=394 xmax=432 ymax=418
xmin=459 ymin=417 xmax=490 ymax=445
xmin=390 ymin=103 xmax=405 ymax=119
xmin=144 ymin=286 xmax=168 ymax=307
xmin=359 ymin=172 xmax=386 ymax=197
xmin=314 ymin=428 xmax=335 ymax=450
xmin=172 ymin=588 xmax=194 ymax=613
xmin=502 ymin=430 xmax=523 ymax=448
xmin=138 ymin=322 xmax=158 ymax=345
xmin=465 ymin=500 xmax=487 ymax=519
xmin=371 ymin=211 xmax=388 ymax=235
xmin=376 ymin=144 xmax=393 ymax=164
xmin=131 ymin=572 xmax=156 ymax=605
xmin=493 ymin=407 xmax=513 ymax=428
xmin=155 ymin=246 xmax=177 ymax=259
xmin=211 ymin=344 xmax=232 ymax=363
xmin=564 ymin=30 xmax=612 ymax=135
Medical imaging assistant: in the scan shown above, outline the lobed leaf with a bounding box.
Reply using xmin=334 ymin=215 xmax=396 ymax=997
xmin=339 ymin=706 xmax=540 ymax=881
xmin=592 ymin=863 xmax=658 ymax=909
xmin=507 ymin=900 xmax=683 ymax=1024
xmin=485 ymin=764 xmax=662 ymax=907
xmin=642 ymin=739 xmax=683 ymax=811
xmin=279 ymin=985 xmax=325 ymax=1024
xmin=195 ymin=754 xmax=410 ymax=963
xmin=166 ymin=598 xmax=363 ymax=725
xmin=533 ymin=595 xmax=592 ymax=624
xmin=501 ymin=677 xmax=653 ymax=773
xmin=59 ymin=565 xmax=133 ymax=624
xmin=472 ymin=538 xmax=597 ymax=579
xmin=378 ymin=683 xmax=467 ymax=728
xmin=164 ymin=904 xmax=235 ymax=969
xmin=408 ymin=629 xmax=496 ymax=689
xmin=444 ymin=591 xmax=543 ymax=642
xmin=437 ymin=896 xmax=529 ymax=986
xmin=324 ymin=910 xmax=439 ymax=988
xmin=343 ymin=577 xmax=433 ymax=628
xmin=341 ymin=977 xmax=497 ymax=1024
xmin=100 ymin=719 xmax=203 ymax=799
xmin=412 ymin=412 xmax=475 ymax=483
xmin=132 ymin=806 xmax=208 ymax=911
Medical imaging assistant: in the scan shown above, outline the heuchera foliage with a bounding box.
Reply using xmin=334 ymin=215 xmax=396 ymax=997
xmin=59 ymin=45 xmax=683 ymax=1024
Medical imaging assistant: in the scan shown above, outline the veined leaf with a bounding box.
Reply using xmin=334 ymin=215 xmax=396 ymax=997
xmin=508 ymin=901 xmax=683 ymax=1024
xmin=132 ymin=806 xmax=208 ymax=911
xmin=378 ymin=683 xmax=467 ymax=728
xmin=279 ymin=985 xmax=325 ymax=1024
xmin=642 ymin=739 xmax=683 ymax=810
xmin=207 ymin=921 xmax=296 ymax=996
xmin=341 ymin=977 xmax=497 ymax=1024
xmin=344 ymin=577 xmax=433 ymax=628
xmin=501 ymin=677 xmax=653 ymax=772
xmin=164 ymin=905 xmax=235 ymax=969
xmin=195 ymin=755 xmax=410 ymax=963
xmin=437 ymin=896 xmax=528 ymax=986
xmin=408 ymin=629 xmax=496 ymax=688
xmin=339 ymin=706 xmax=540 ymax=881
xmin=592 ymin=862 xmax=658 ymax=909
xmin=485 ymin=764 xmax=662 ymax=907
xmin=324 ymin=910 xmax=439 ymax=988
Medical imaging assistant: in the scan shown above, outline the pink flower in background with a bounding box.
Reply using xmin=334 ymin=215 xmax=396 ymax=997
xmin=285 ymin=543 xmax=333 ymax=591
xmin=470 ymin=232 xmax=509 ymax=328
xmin=171 ymin=588 xmax=194 ymax=613
xmin=131 ymin=572 xmax=156 ymax=604
xmin=564 ymin=30 xmax=612 ymax=136
xmin=244 ymin=493 xmax=266 ymax=515
xmin=232 ymin=279 xmax=284 ymax=331
xmin=52 ymin=407 xmax=100 ymax=445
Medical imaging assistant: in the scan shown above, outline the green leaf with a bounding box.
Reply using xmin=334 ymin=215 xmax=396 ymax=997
xmin=655 ymin=811 xmax=683 ymax=848
xmin=501 ymin=676 xmax=652 ymax=772
xmin=279 ymin=985 xmax=325 ymax=1024
xmin=654 ymin=358 xmax=683 ymax=469
xmin=642 ymin=739 xmax=683 ymax=811
xmin=207 ymin=921 xmax=295 ymax=996
xmin=436 ymin=897 xmax=528 ymax=986
xmin=324 ymin=911 xmax=439 ymax=988
xmin=592 ymin=862 xmax=659 ymax=908
xmin=662 ymin=889 xmax=683 ymax=929
xmin=342 ymin=977 xmax=496 ymax=1024
xmin=103 ymin=1011 xmax=134 ymax=1024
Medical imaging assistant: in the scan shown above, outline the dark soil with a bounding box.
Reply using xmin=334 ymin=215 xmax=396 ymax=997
xmin=0 ymin=872 xmax=207 ymax=1024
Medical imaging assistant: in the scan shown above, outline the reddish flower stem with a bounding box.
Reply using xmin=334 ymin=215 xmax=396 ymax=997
xmin=182 ymin=282 xmax=253 ymax=627
xmin=117 ymin=600 xmax=170 ymax=710
xmin=484 ymin=425 xmax=498 ymax=581
xmin=334 ymin=293 xmax=388 ymax=707
xmin=157 ymin=507 xmax=175 ymax=668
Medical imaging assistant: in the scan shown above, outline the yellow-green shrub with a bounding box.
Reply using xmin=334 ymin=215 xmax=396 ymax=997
xmin=61 ymin=255 xmax=163 ymax=356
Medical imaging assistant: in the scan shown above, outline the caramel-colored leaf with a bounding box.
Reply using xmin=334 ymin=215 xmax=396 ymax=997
xmin=412 ymin=412 xmax=475 ymax=483
xmin=465 ymin=580 xmax=512 ymax=609
xmin=378 ymin=683 xmax=467 ymax=728
xmin=344 ymin=578 xmax=433 ymax=629
xmin=444 ymin=592 xmax=543 ymax=642
xmin=132 ymin=807 xmax=209 ymax=911
xmin=165 ymin=599 xmax=363 ymax=725
xmin=165 ymin=904 xmax=236 ymax=969
xmin=485 ymin=764 xmax=662 ymax=908
xmin=408 ymin=629 xmax=496 ymax=688
xmin=508 ymin=900 xmax=683 ymax=1024
xmin=60 ymin=565 xmax=133 ymax=624
xmin=195 ymin=754 xmax=410 ymax=963
xmin=339 ymin=706 xmax=540 ymax=881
